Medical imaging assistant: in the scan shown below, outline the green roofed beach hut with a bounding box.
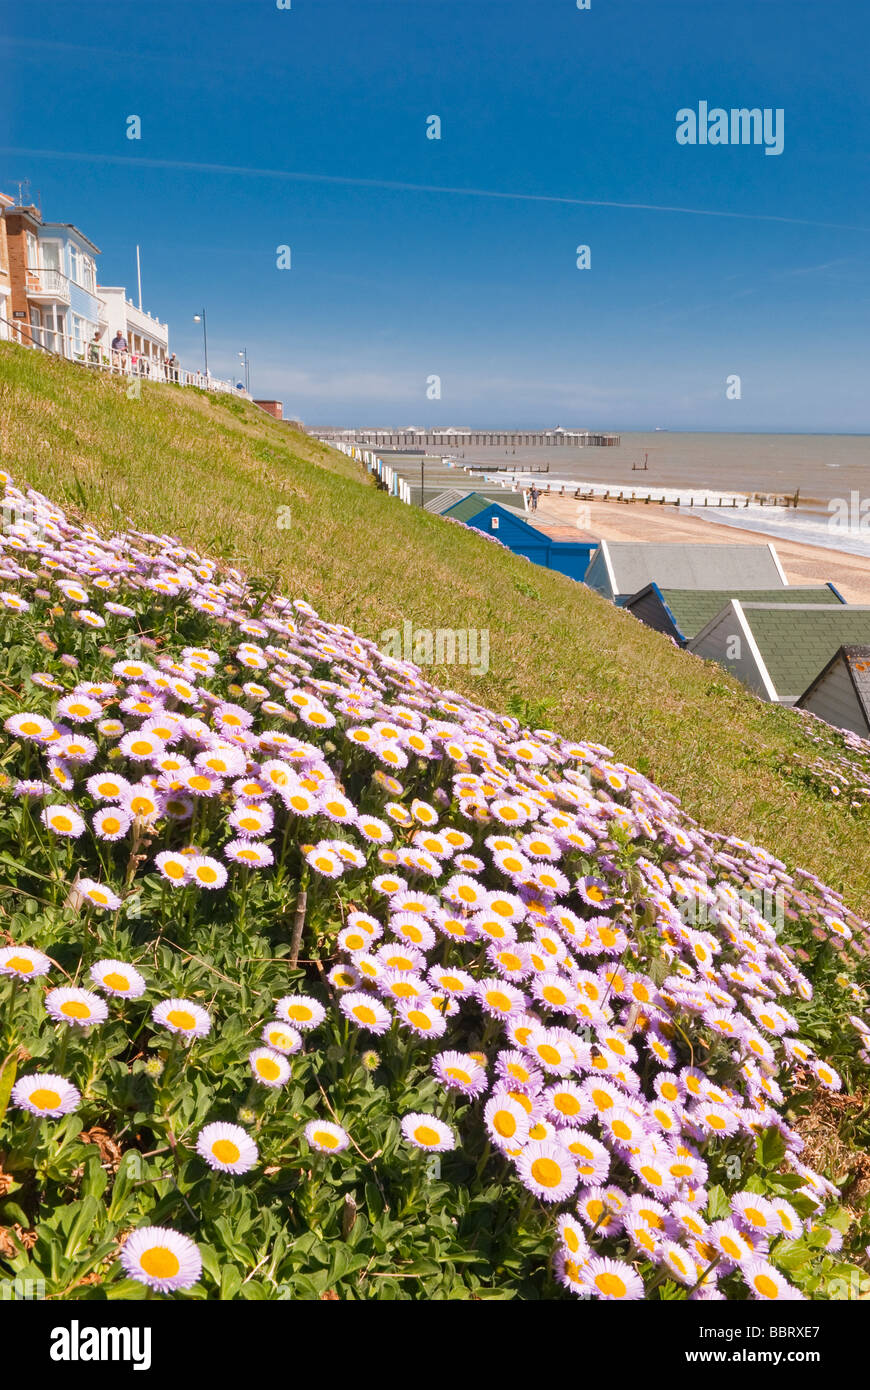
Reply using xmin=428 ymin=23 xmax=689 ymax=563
xmin=688 ymin=603 xmax=870 ymax=705
xmin=625 ymin=582 xmax=846 ymax=647
xmin=796 ymin=646 xmax=870 ymax=739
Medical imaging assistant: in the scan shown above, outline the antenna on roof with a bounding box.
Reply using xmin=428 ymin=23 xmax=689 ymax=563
xmin=15 ymin=178 xmax=31 ymax=207
xmin=136 ymin=245 xmax=142 ymax=310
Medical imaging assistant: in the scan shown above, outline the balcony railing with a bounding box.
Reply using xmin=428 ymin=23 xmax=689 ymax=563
xmin=25 ymin=267 xmax=72 ymax=303
xmin=0 ymin=315 xmax=243 ymax=396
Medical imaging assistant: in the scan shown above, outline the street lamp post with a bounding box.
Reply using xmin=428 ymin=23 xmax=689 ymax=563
xmin=238 ymin=349 xmax=250 ymax=395
xmin=193 ymin=309 xmax=208 ymax=376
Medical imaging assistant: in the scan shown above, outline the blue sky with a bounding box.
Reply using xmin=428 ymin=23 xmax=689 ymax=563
xmin=3 ymin=0 xmax=869 ymax=429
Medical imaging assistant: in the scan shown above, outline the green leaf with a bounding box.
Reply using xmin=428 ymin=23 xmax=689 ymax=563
xmin=0 ymin=1051 xmax=19 ymax=1135
xmin=755 ymin=1127 xmax=787 ymax=1171
xmin=63 ymin=1197 xmax=101 ymax=1261
xmin=220 ymin=1264 xmax=243 ymax=1301
xmin=81 ymin=1153 xmax=108 ymax=1201
xmin=107 ymin=1150 xmax=144 ymax=1221
xmin=397 ymin=1258 xmax=440 ymax=1277
xmin=198 ymin=1243 xmax=222 ymax=1287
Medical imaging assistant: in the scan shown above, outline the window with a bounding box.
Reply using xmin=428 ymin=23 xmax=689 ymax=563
xmin=491 ymin=517 xmax=499 ymax=530
xmin=25 ymin=231 xmax=39 ymax=270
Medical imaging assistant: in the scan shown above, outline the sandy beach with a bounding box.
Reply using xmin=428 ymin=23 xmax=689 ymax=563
xmin=531 ymin=497 xmax=870 ymax=603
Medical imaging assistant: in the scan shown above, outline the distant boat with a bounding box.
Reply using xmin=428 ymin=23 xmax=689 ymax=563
xmin=654 ymin=427 xmax=668 ymax=432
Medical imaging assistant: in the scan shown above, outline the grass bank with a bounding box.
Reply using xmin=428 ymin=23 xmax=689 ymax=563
xmin=1 ymin=343 xmax=867 ymax=913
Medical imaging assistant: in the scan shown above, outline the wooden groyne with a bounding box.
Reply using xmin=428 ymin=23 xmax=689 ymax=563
xmin=568 ymin=489 xmax=801 ymax=508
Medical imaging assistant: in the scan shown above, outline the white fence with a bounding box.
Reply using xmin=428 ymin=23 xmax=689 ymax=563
xmin=0 ymin=316 xmax=243 ymax=396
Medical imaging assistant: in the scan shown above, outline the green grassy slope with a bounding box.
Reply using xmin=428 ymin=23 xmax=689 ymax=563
xmin=1 ymin=343 xmax=867 ymax=912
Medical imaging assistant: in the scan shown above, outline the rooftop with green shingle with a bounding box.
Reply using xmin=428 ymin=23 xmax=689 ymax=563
xmin=445 ymin=492 xmax=525 ymax=523
xmin=646 ymin=585 xmax=843 ymax=643
xmin=739 ymin=604 xmax=870 ymax=700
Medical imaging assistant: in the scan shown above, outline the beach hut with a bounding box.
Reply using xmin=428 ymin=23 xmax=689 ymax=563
xmin=796 ymin=646 xmax=870 ymax=738
xmin=688 ymin=603 xmax=870 ymax=705
xmin=443 ymin=496 xmax=596 ymax=580
xmin=423 ymin=488 xmax=474 ymax=515
xmin=624 ymin=582 xmax=845 ymax=647
xmin=582 ymin=540 xmax=788 ymax=605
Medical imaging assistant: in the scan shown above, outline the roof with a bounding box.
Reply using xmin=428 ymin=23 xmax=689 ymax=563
xmin=797 ymin=645 xmax=870 ymax=724
xmin=730 ymin=605 xmax=870 ymax=700
xmin=424 ymin=488 xmax=473 ymax=515
xmin=594 ymin=540 xmax=787 ymax=596
xmin=40 ymin=222 xmax=101 ymax=255
xmin=628 ymin=583 xmax=844 ymax=643
xmin=445 ymin=493 xmax=514 ymax=523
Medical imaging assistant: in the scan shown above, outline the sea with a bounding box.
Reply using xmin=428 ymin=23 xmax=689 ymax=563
xmin=441 ymin=432 xmax=870 ymax=560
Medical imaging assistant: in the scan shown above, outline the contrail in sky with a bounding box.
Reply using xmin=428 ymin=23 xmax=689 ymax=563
xmin=2 ymin=146 xmax=867 ymax=234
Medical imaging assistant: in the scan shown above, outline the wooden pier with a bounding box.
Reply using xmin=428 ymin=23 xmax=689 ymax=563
xmin=311 ymin=428 xmax=621 ymax=448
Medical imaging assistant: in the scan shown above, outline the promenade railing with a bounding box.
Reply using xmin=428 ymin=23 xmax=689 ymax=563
xmin=0 ymin=316 xmax=242 ymax=396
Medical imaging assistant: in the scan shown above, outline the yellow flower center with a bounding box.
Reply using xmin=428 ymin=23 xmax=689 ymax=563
xmin=30 ymin=1087 xmax=61 ymax=1110
xmin=6 ymin=956 xmax=34 ymax=974
xmin=595 ymin=1272 xmax=627 ymax=1298
xmin=530 ymin=1157 xmax=562 ymax=1189
xmin=140 ymin=1247 xmax=181 ymax=1279
xmin=487 ymin=991 xmax=511 ymax=1013
xmin=61 ymin=1001 xmax=90 ymax=1019
xmin=212 ymin=1139 xmax=241 ymax=1164
xmin=166 ymin=1009 xmax=196 ymax=1030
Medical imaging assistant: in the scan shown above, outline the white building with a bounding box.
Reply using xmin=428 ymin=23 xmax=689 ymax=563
xmin=98 ymin=286 xmax=169 ymax=370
